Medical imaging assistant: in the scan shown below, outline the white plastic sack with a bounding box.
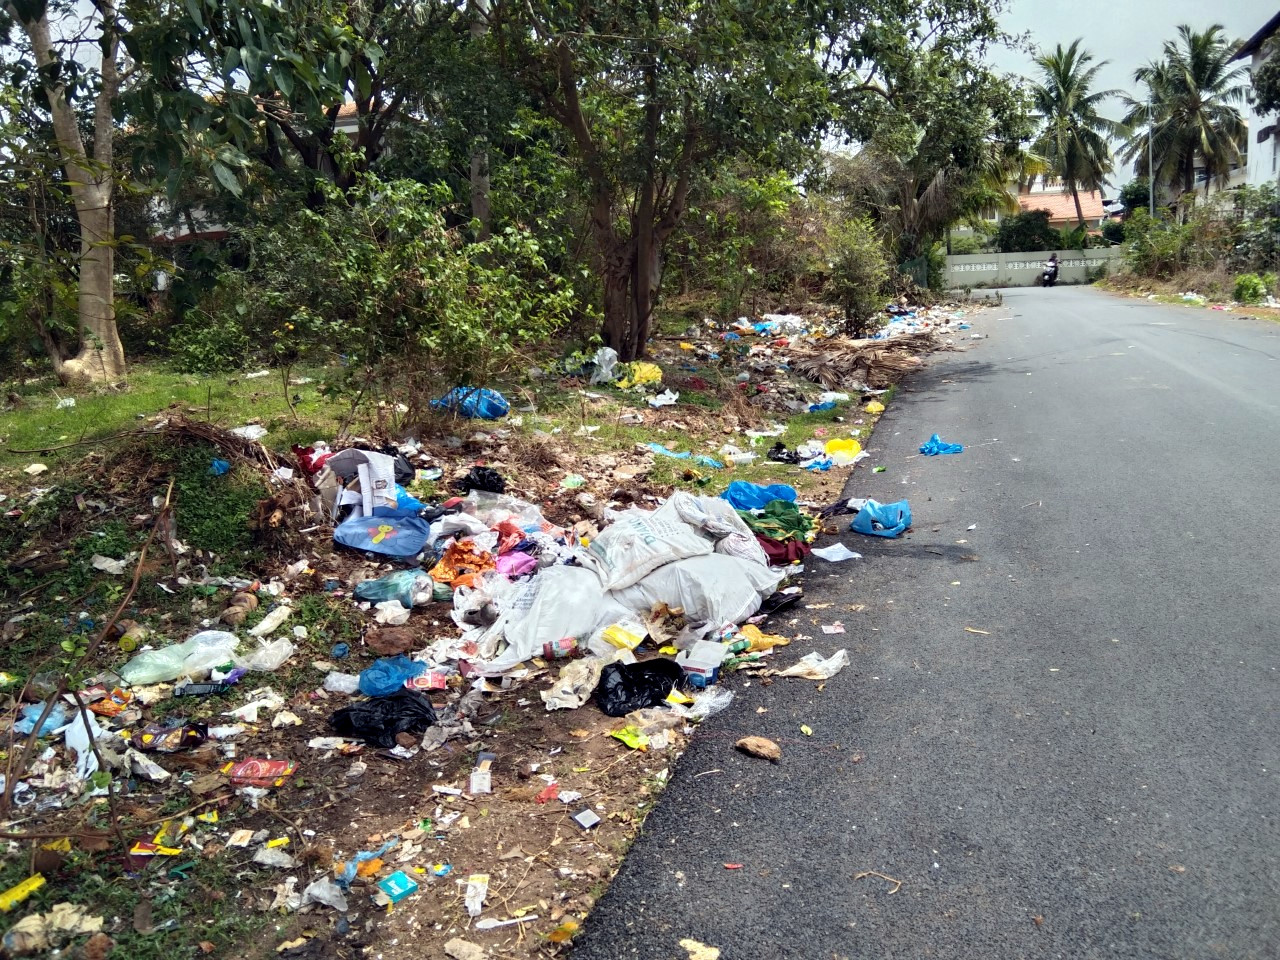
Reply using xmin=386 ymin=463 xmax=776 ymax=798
xmin=610 ymin=554 xmax=783 ymax=629
xmin=473 ymin=565 xmax=628 ymax=675
xmin=584 ymin=506 xmax=713 ymax=591
xmin=119 ymin=630 xmax=239 ymax=685
xmin=664 ymin=491 xmax=769 ymax=567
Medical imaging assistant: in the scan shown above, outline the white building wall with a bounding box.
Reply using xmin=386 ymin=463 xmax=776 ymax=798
xmin=1247 ymin=48 xmax=1279 ymax=189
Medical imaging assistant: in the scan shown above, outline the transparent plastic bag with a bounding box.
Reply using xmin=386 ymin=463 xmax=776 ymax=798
xmin=120 ymin=630 xmax=239 ymax=685
xmin=235 ymin=637 xmax=297 ymax=672
xmin=354 ymin=569 xmax=433 ymax=609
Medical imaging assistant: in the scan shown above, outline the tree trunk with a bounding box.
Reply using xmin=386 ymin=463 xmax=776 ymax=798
xmin=1071 ymin=183 xmax=1086 ymax=228
xmin=469 ymin=0 xmax=492 ymax=239
xmin=12 ymin=0 xmax=126 ymax=383
xmin=598 ymin=231 xmax=662 ymax=362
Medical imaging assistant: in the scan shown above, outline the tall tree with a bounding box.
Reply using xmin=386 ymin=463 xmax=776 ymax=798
xmin=1030 ymin=40 xmax=1121 ymax=228
xmin=6 ymin=0 xmax=126 ymax=381
xmin=487 ymin=0 xmax=1005 ymax=360
xmin=1120 ymin=25 xmax=1247 ymax=198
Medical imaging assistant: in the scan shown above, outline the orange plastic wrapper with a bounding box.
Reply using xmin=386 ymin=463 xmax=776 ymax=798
xmin=429 ymin=540 xmax=495 ymax=587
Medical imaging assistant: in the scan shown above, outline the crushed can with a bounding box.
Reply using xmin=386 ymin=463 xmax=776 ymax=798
xmin=542 ymin=637 xmax=579 ymax=660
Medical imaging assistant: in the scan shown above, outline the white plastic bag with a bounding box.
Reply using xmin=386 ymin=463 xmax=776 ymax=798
xmin=610 ymin=554 xmax=783 ymax=628
xmin=774 ymin=650 xmax=849 ymax=680
xmin=589 ymin=346 xmax=620 ymax=385
xmin=540 ymin=657 xmax=606 ymax=711
xmin=323 ymin=672 xmax=361 ymax=694
xmin=584 ymin=507 xmax=712 ymax=591
xmin=235 ymin=637 xmax=297 ymax=672
xmin=248 ymin=604 xmax=292 ymax=637
xmin=120 ymin=630 xmax=239 ymax=685
xmin=374 ymin=600 xmax=411 ymax=625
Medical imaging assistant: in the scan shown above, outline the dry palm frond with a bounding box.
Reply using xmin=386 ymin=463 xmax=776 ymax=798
xmin=788 ymin=331 xmax=944 ymax=389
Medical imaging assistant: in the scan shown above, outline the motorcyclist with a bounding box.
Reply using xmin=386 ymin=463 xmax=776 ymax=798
xmin=1042 ymin=253 xmax=1059 ymax=286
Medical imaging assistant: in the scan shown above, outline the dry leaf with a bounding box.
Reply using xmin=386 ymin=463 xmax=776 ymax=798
xmin=735 ymin=736 xmax=781 ymax=762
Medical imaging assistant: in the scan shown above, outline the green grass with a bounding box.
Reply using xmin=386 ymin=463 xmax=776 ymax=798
xmin=0 ymin=364 xmax=341 ymax=472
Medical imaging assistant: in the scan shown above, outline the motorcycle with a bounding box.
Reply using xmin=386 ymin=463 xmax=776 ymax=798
xmin=1039 ymin=261 xmax=1059 ymax=287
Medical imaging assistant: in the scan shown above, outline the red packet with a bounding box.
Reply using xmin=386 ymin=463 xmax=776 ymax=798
xmin=220 ymin=758 xmax=297 ymax=788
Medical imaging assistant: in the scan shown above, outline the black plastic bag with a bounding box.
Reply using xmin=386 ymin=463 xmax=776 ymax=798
xmin=594 ymin=659 xmax=686 ymax=718
xmin=767 ymin=442 xmax=800 ymax=464
xmin=379 ymin=445 xmax=415 ymax=486
xmin=329 ymin=689 xmax=437 ymax=748
xmin=456 ymin=466 xmax=506 ymax=494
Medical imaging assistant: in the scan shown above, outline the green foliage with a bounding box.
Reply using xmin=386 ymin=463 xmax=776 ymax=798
xmin=1122 ymin=208 xmax=1189 ymax=277
xmin=1233 ymin=273 xmax=1268 ymax=304
xmin=1254 ymin=50 xmax=1280 ymax=114
xmin=195 ymin=174 xmax=574 ymax=396
xmin=827 ymin=218 xmax=890 ymax=337
xmin=1119 ymin=179 xmax=1153 ymax=214
xmin=1120 ymin=26 xmax=1249 ymax=196
xmin=949 ymin=235 xmax=986 ymax=255
xmin=1101 ymin=219 xmax=1127 ymax=245
xmin=1031 ymin=41 xmax=1121 ymax=215
xmin=170 ymin=311 xmax=253 ymax=373
xmin=162 ymin=442 xmax=267 ymax=557
xmin=994 ymin=211 xmax=1060 ymax=252
xmin=1057 ymin=224 xmax=1092 ymax=250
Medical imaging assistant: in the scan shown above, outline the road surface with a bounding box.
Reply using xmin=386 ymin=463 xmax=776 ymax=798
xmin=574 ymin=287 xmax=1280 ymax=960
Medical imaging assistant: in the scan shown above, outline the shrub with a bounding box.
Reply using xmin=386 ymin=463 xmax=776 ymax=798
xmin=994 ymin=210 xmax=1059 ymax=253
xmin=194 ymin=175 xmax=575 ymax=398
xmin=826 ymin=217 xmax=890 ymax=337
xmin=1101 ymin=220 xmax=1126 ymax=245
xmin=949 ymin=235 xmax=985 ymax=255
xmin=1123 ymin=209 xmax=1189 ymax=279
xmin=1234 ymin=273 xmax=1267 ymax=304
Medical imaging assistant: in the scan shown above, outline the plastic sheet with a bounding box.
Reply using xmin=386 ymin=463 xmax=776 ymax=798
xmin=850 ymin=499 xmax=912 ymax=538
xmin=358 ymin=656 xmax=427 ymax=696
xmin=594 ymin=659 xmax=686 ymax=717
xmin=330 ymin=690 xmax=437 ymax=748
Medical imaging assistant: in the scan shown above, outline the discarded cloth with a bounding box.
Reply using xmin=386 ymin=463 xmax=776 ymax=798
xmin=755 ymin=535 xmax=811 ymax=566
xmin=429 ymin=540 xmax=496 ymax=588
xmin=919 ymin=434 xmax=963 ymax=456
xmin=850 ymin=499 xmax=911 ymax=538
xmin=329 ymin=690 xmax=437 ymax=748
xmin=736 ymin=500 xmax=817 ymax=544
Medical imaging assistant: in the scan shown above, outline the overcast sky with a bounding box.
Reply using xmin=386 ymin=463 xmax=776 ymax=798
xmin=986 ymin=0 xmax=1276 ymax=187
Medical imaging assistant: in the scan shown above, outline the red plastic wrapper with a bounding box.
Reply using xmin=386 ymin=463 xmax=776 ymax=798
xmin=220 ymin=758 xmax=298 ymax=788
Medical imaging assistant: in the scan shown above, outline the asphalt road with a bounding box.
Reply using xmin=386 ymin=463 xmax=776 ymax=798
xmin=574 ymin=286 xmax=1280 ymax=960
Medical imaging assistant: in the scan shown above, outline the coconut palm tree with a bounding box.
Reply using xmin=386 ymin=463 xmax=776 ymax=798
xmin=1120 ymin=25 xmax=1248 ymax=199
xmin=1030 ymin=40 xmax=1123 ymax=227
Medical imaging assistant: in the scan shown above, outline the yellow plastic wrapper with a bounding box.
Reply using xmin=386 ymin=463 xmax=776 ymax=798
xmin=865 ymin=400 xmax=885 ymax=413
xmin=617 ymin=361 xmax=663 ymax=389
xmin=739 ymin=624 xmax=790 ymax=652
xmin=824 ymin=438 xmax=861 ymax=457
xmin=611 ymin=726 xmax=650 ymax=750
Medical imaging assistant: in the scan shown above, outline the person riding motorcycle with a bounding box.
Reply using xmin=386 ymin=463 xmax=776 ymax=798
xmin=1041 ymin=253 xmax=1059 ymax=287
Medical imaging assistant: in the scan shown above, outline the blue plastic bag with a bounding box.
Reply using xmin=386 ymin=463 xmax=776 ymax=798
xmin=720 ymin=481 xmax=798 ymax=511
xmin=209 ymin=458 xmax=231 ymax=476
xmin=354 ymin=569 xmax=431 ymax=609
xmin=14 ymin=701 xmax=71 ymax=736
xmin=645 ymin=443 xmax=724 ymax=469
xmin=430 ymin=387 xmax=510 ymax=419
xmin=919 ymin=434 xmax=963 ymax=456
xmin=851 ymin=499 xmax=912 ymax=538
xmin=334 ymin=513 xmax=433 ymax=558
xmin=393 ymin=484 xmax=425 ymax=512
xmin=359 ymin=656 xmax=427 ymax=697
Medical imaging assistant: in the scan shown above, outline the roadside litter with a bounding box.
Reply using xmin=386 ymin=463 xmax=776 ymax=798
xmin=919 ymin=434 xmax=963 ymax=456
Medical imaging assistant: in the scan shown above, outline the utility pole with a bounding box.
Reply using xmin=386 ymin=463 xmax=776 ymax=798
xmin=1148 ymin=90 xmax=1155 ymax=216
